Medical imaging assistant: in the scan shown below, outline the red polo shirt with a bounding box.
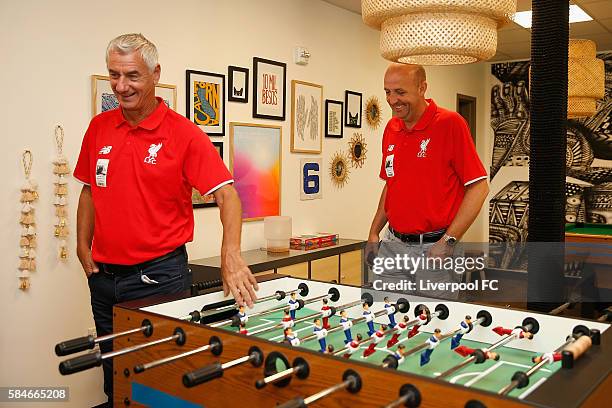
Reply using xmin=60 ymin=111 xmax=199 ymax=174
xmin=379 ymin=99 xmax=487 ymax=234
xmin=74 ymin=98 xmax=232 ymax=265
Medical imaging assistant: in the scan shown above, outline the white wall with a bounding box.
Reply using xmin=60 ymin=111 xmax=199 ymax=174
xmin=0 ymin=0 xmax=490 ymax=406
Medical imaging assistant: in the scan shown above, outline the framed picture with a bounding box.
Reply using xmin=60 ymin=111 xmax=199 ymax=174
xmin=291 ymin=80 xmax=323 ymax=154
xmin=91 ymin=75 xmax=176 ymax=117
xmin=325 ymin=99 xmax=343 ymax=138
xmin=186 ymin=70 xmax=225 ymax=136
xmin=345 ymin=90 xmax=362 ymax=128
xmin=192 ymin=141 xmax=224 ymax=208
xmin=230 ymin=122 xmax=281 ymax=221
xmin=228 ymin=66 xmax=249 ymax=103
xmin=252 ymin=57 xmax=286 ymax=121
xmin=300 ymin=158 xmax=322 ymax=200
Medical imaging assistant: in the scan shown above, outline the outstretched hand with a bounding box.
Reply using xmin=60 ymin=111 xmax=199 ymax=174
xmin=221 ymin=250 xmax=259 ymax=308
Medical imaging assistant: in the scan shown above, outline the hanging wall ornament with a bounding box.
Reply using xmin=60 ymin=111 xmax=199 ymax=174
xmin=348 ymin=133 xmax=368 ymax=168
xmin=330 ymin=150 xmax=350 ymax=188
xmin=364 ymin=96 xmax=382 ymax=129
xmin=18 ymin=150 xmax=38 ymax=290
xmin=53 ymin=125 xmax=70 ymax=260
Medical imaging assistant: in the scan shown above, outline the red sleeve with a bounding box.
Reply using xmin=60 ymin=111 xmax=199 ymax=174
xmin=183 ymin=130 xmax=233 ymax=195
xmin=450 ymin=115 xmax=487 ymax=186
xmin=73 ymin=120 xmax=95 ymax=185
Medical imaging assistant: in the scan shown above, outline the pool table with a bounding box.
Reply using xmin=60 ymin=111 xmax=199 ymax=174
xmin=565 ymin=222 xmax=612 ymax=244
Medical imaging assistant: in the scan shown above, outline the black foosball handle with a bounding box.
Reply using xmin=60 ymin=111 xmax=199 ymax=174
xmin=59 ymin=352 xmax=102 ymax=375
xmin=55 ymin=335 xmax=95 ymax=356
xmin=276 ymin=398 xmax=306 ymax=408
xmin=183 ymin=362 xmax=223 ymax=387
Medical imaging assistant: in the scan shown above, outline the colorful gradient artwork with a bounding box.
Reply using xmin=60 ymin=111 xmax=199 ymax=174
xmin=230 ymin=123 xmax=281 ymax=221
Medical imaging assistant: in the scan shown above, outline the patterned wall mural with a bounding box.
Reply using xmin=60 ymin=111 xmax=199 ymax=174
xmin=489 ymin=53 xmax=612 ymax=242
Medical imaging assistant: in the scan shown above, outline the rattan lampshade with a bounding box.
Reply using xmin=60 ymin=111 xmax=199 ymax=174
xmin=362 ymin=0 xmax=516 ymax=65
xmin=568 ymin=39 xmax=605 ymax=118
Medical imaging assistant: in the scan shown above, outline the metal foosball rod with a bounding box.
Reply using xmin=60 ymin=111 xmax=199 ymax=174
xmin=180 ymin=283 xmax=310 ymax=322
xmin=58 ymin=327 xmax=186 ymax=375
xmin=54 ymin=319 xmax=153 ymax=356
xmin=134 ymin=336 xmax=223 ymax=374
xmin=255 ymin=355 xmax=310 ymax=389
xmin=274 ymin=293 xmax=374 ymax=341
xmin=183 ymin=346 xmax=263 ymax=388
xmin=382 ymin=384 xmax=422 ymax=408
xmin=498 ymin=325 xmax=600 ymax=395
xmin=210 ymin=287 xmax=340 ymax=328
xmin=276 ymin=369 xmax=362 ymax=408
xmin=385 ymin=310 xmax=492 ymax=364
xmin=437 ymin=317 xmax=540 ymax=380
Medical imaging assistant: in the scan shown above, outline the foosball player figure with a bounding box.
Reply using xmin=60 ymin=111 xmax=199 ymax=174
xmin=238 ymin=322 xmax=248 ymax=335
xmin=393 ymin=344 xmax=407 ymax=365
xmin=325 ymin=344 xmax=335 ymax=354
xmin=343 ymin=334 xmax=363 ymax=358
xmin=408 ymin=308 xmax=429 ymax=338
xmin=384 ymin=297 xmax=397 ymax=328
xmin=450 ymin=315 xmax=472 ymax=349
xmin=454 ymin=346 xmax=500 ymax=362
xmin=493 ymin=325 xmax=534 ymax=340
xmin=363 ymin=302 xmax=375 ymax=336
xmin=284 ymin=327 xmax=301 ymax=346
xmin=321 ymin=298 xmax=332 ymax=329
xmin=420 ymin=328 xmax=442 ymax=366
xmin=363 ymin=324 xmax=388 ymax=357
xmin=340 ymin=310 xmax=353 ymax=344
xmin=281 ymin=309 xmax=295 ymax=329
xmin=387 ymin=315 xmax=410 ymax=347
xmin=313 ymin=318 xmax=329 ymax=353
xmin=288 ymin=292 xmax=299 ymax=320
xmin=236 ymin=304 xmax=248 ymax=325
xmin=532 ymin=352 xmax=562 ymax=365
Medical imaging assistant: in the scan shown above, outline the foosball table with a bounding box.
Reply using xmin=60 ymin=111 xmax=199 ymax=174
xmin=55 ymin=275 xmax=611 ymax=407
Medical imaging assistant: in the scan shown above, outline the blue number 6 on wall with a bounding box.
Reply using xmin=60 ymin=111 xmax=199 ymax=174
xmin=303 ymin=162 xmax=320 ymax=194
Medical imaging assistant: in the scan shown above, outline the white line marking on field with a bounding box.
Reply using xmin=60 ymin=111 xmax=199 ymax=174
xmin=465 ymin=361 xmax=504 ymax=387
xmin=449 ymin=372 xmax=481 ymax=384
xmin=518 ymin=377 xmax=548 ymax=399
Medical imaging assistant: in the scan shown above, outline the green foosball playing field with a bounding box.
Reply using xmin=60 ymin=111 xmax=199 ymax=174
xmin=221 ymin=306 xmax=559 ymax=399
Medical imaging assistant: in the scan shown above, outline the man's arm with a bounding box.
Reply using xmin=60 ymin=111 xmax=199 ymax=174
xmin=368 ymin=184 xmax=388 ymax=242
xmin=213 ymin=184 xmax=258 ymax=307
xmin=76 ymin=185 xmax=99 ymax=277
xmin=428 ymin=179 xmax=489 ymax=257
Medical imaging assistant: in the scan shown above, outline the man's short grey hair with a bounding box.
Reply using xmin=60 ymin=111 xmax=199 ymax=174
xmin=106 ymin=33 xmax=158 ymax=72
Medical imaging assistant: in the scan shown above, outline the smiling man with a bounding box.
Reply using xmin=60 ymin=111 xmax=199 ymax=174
xmin=366 ymin=63 xmax=489 ymax=297
xmin=74 ymin=33 xmax=258 ymax=406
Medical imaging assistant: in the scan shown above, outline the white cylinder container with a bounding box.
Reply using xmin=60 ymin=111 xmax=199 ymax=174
xmin=264 ymin=216 xmax=292 ymax=253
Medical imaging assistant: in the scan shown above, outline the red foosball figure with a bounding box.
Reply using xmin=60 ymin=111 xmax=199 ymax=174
xmin=407 ymin=310 xmax=428 ymax=338
xmin=363 ymin=325 xmax=387 ymax=357
xmin=387 ymin=315 xmax=410 ymax=347
xmin=343 ymin=334 xmax=363 ymax=358
xmin=493 ymin=326 xmax=533 ymax=339
xmin=454 ymin=345 xmax=500 ymax=361
xmin=321 ymin=298 xmax=332 ymax=329
xmin=238 ymin=322 xmax=248 ymax=335
xmin=532 ymin=352 xmax=562 ymax=364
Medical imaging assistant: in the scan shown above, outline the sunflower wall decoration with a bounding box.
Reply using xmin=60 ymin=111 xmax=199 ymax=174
xmin=348 ymin=133 xmax=368 ymax=168
xmin=330 ymin=150 xmax=350 ymax=188
xmin=365 ymin=96 xmax=382 ymax=129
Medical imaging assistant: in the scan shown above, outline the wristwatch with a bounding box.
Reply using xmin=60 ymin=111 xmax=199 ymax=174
xmin=443 ymin=234 xmax=457 ymax=246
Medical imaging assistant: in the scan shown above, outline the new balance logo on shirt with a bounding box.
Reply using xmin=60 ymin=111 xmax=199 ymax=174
xmin=99 ymin=146 xmax=112 ymax=155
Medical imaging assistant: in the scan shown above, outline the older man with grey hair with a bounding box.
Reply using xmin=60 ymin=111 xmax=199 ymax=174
xmin=74 ymin=33 xmax=258 ymax=405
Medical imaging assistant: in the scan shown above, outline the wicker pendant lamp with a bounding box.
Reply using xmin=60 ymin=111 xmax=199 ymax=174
xmin=362 ymin=0 xmax=516 ymax=65
xmin=568 ymin=39 xmax=604 ymax=118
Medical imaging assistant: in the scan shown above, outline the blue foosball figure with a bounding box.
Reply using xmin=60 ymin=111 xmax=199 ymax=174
xmin=420 ymin=329 xmax=442 ymax=366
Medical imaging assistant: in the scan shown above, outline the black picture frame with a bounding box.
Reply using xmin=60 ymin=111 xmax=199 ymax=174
xmin=186 ymin=69 xmax=225 ymax=136
xmin=228 ymin=66 xmax=249 ymax=103
xmin=193 ymin=141 xmax=224 ymax=208
xmin=345 ymin=90 xmax=362 ymax=128
xmin=325 ymin=99 xmax=344 ymax=138
xmin=252 ymin=57 xmax=287 ymax=121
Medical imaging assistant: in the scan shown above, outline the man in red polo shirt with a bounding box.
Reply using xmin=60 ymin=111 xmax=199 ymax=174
xmin=74 ymin=33 xmax=257 ymax=405
xmin=367 ymin=63 xmax=489 ymax=296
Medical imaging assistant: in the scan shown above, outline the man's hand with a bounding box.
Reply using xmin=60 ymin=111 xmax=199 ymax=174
xmin=77 ymin=245 xmax=99 ymax=278
xmin=426 ymin=239 xmax=454 ymax=260
xmin=221 ymin=250 xmax=259 ymax=308
xmin=365 ymin=238 xmax=380 ymax=267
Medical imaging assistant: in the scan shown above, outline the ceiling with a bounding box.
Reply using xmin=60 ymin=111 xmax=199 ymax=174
xmin=322 ymin=0 xmax=612 ymax=61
